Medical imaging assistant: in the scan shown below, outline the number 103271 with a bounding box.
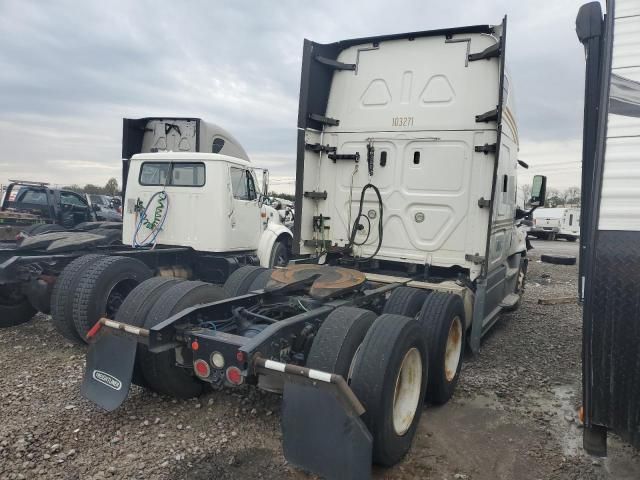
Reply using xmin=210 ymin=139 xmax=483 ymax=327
xmin=392 ymin=117 xmax=414 ymax=127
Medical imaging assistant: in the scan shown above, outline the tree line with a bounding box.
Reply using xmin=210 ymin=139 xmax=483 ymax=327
xmin=63 ymin=178 xmax=120 ymax=196
xmin=520 ymin=184 xmax=581 ymax=208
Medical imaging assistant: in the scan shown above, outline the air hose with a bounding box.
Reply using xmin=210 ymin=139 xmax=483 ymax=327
xmin=132 ymin=191 xmax=169 ymax=248
xmin=347 ymin=183 xmax=383 ymax=263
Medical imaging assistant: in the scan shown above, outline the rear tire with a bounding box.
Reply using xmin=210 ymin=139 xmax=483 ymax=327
xmin=139 ymin=281 xmax=227 ymax=398
xmin=269 ymin=240 xmax=289 ymax=267
xmin=0 ymin=291 xmax=37 ymax=328
xmin=223 ymin=265 xmax=265 ymax=297
xmin=248 ymin=268 xmax=274 ymax=291
xmin=350 ymin=314 xmax=428 ymax=467
xmin=72 ymin=256 xmax=153 ymax=341
xmin=115 ymin=277 xmax=181 ymax=387
xmin=540 ymin=254 xmax=577 ymax=266
xmin=417 ymin=292 xmax=465 ymax=405
xmin=51 ymin=254 xmax=106 ymax=343
xmin=383 ymin=287 xmax=430 ymax=318
xmin=306 ymin=307 xmax=376 ymax=378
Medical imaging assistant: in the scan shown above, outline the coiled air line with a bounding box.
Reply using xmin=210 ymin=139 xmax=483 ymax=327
xmin=132 ymin=191 xmax=169 ymax=248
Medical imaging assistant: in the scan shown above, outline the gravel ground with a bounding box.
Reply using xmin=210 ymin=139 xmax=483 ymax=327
xmin=1 ymin=239 xmax=639 ymax=479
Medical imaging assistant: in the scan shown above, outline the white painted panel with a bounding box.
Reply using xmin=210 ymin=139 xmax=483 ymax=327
xmin=600 ymin=11 xmax=640 ymax=232
xmin=599 ymin=137 xmax=640 ymax=230
xmin=615 ymin=0 xmax=640 ymax=18
xmin=608 ymin=67 xmax=640 ymax=137
xmin=612 ymin=16 xmax=640 ymax=69
xmin=325 ymin=33 xmax=500 ymax=132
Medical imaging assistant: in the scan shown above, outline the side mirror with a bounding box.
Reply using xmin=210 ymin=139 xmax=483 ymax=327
xmin=92 ymin=203 xmax=101 ymax=211
xmin=529 ymin=175 xmax=547 ymax=207
xmin=262 ymin=170 xmax=269 ymax=197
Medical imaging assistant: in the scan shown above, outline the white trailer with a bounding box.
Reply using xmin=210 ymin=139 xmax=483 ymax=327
xmin=530 ymin=207 xmax=580 ymax=241
xmin=577 ymin=0 xmax=640 ymax=456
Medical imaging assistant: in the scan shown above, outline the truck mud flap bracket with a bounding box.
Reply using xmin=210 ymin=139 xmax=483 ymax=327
xmin=255 ymin=358 xmax=372 ymax=479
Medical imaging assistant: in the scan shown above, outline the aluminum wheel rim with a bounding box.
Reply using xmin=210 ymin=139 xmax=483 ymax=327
xmin=445 ymin=316 xmax=463 ymax=382
xmin=393 ymin=347 xmax=422 ymax=436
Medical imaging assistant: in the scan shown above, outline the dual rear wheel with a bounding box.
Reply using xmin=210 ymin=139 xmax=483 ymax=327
xmin=306 ymin=289 xmax=466 ymax=466
xmin=51 ymin=255 xmax=153 ymax=344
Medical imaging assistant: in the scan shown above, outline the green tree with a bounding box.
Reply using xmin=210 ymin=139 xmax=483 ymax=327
xmin=83 ymin=184 xmax=104 ymax=195
xmin=104 ymin=177 xmax=119 ymax=196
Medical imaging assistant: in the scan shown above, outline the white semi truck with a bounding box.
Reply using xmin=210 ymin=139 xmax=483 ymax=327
xmin=82 ymin=20 xmax=546 ymax=478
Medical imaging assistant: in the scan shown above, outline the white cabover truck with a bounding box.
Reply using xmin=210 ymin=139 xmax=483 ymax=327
xmin=83 ymin=22 xmax=546 ymax=478
xmin=530 ymin=207 xmax=580 ymax=241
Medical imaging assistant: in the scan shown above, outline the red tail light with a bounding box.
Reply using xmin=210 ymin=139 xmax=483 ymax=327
xmin=226 ymin=366 xmax=243 ymax=385
xmin=194 ymin=359 xmax=210 ymax=378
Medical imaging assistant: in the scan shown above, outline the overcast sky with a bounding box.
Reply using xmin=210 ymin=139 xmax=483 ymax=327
xmin=0 ymin=0 xmax=597 ymax=194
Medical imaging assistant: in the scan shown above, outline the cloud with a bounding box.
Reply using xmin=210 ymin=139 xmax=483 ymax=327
xmin=519 ymin=139 xmax=582 ymax=190
xmin=0 ymin=0 xmax=597 ymax=192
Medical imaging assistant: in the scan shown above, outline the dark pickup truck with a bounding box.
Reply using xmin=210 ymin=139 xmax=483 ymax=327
xmin=0 ymin=180 xmax=97 ymax=241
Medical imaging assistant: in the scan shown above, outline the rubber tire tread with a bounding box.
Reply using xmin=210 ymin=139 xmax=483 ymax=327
xmin=248 ymin=268 xmax=274 ymax=292
xmin=139 ymin=281 xmax=227 ymax=398
xmin=115 ymin=277 xmax=181 ymax=387
xmin=350 ymin=314 xmax=428 ymax=467
xmin=0 ymin=298 xmax=37 ymax=328
xmin=223 ymin=265 xmax=265 ymax=297
xmin=50 ymin=254 xmax=106 ymax=343
xmin=72 ymin=256 xmax=153 ymax=341
xmin=418 ymin=292 xmax=465 ymax=405
xmin=383 ymin=287 xmax=430 ymax=318
xmin=540 ymin=254 xmax=577 ymax=265
xmin=306 ymin=307 xmax=376 ymax=378
xmin=269 ymin=240 xmax=289 ymax=267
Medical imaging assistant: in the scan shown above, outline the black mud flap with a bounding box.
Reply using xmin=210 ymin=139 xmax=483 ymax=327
xmin=81 ymin=334 xmax=137 ymax=411
xmin=282 ymin=381 xmax=372 ymax=479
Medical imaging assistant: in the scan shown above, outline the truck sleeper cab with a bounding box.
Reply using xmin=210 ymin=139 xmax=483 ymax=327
xmin=82 ymin=21 xmax=546 ymax=479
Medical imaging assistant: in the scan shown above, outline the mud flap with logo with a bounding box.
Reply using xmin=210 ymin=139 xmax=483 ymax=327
xmin=81 ymin=333 xmax=137 ymax=411
xmin=256 ymin=358 xmax=372 ymax=479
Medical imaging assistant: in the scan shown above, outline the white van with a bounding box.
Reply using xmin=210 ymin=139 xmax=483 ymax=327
xmin=530 ymin=207 xmax=580 ymax=241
